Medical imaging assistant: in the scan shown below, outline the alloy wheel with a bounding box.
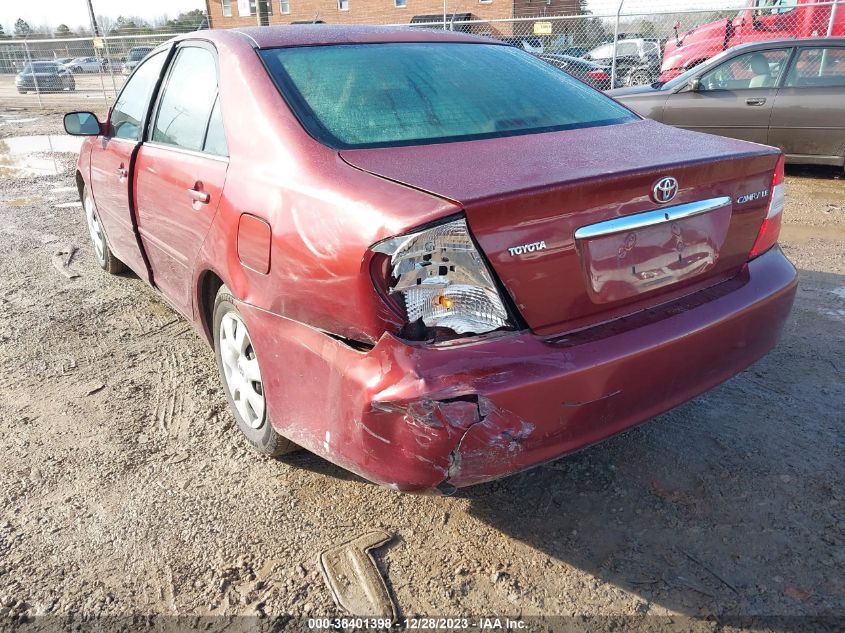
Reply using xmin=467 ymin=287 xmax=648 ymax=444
xmin=218 ymin=312 xmax=265 ymax=430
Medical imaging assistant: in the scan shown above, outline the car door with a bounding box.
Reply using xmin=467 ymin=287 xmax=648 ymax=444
xmin=768 ymin=46 xmax=845 ymax=163
xmin=88 ymin=49 xmax=169 ymax=280
xmin=134 ymin=42 xmax=229 ymax=318
xmin=661 ymin=47 xmax=792 ymax=144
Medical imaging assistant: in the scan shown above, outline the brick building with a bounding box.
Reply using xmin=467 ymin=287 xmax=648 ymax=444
xmin=204 ymin=0 xmax=580 ymax=35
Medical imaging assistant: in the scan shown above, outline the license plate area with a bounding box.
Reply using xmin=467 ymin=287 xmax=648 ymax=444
xmin=575 ymin=197 xmax=733 ymax=304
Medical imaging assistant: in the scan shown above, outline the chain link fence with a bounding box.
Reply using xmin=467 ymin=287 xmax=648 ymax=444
xmin=0 ymin=0 xmax=842 ymax=113
xmin=400 ymin=0 xmax=843 ymax=88
xmin=0 ymin=33 xmax=179 ymax=114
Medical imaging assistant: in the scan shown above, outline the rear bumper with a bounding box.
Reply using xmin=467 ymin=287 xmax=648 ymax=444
xmin=240 ymin=247 xmax=797 ymax=493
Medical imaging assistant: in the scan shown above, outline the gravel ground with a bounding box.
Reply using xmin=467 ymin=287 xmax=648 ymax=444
xmin=0 ymin=110 xmax=843 ymax=630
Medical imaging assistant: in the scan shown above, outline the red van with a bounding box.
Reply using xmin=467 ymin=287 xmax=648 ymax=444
xmin=661 ymin=0 xmax=844 ymax=81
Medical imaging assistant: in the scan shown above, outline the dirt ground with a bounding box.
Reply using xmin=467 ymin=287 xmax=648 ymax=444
xmin=0 ymin=110 xmax=843 ymax=631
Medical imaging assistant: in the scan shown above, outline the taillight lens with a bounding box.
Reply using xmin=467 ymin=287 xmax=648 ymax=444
xmin=749 ymin=154 xmax=785 ymax=259
xmin=588 ymin=69 xmax=610 ymax=81
xmin=372 ymin=218 xmax=512 ymax=336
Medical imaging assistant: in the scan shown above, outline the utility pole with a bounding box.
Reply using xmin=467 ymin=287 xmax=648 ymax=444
xmin=86 ymin=0 xmax=101 ymax=36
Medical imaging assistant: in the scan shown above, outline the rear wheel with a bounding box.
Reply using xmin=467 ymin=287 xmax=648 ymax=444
xmin=83 ymin=185 xmax=126 ymax=274
xmin=213 ymin=287 xmax=298 ymax=457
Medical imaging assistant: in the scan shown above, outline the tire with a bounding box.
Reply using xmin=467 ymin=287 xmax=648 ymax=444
xmin=82 ymin=185 xmax=126 ymax=274
xmin=213 ymin=286 xmax=298 ymax=457
xmin=627 ymin=70 xmax=652 ymax=87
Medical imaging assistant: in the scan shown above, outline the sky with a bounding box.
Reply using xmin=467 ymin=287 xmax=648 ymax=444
xmin=1 ymin=0 xmax=745 ymax=32
xmin=1 ymin=0 xmax=206 ymax=33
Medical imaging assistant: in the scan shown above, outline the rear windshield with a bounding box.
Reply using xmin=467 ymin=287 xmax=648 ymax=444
xmin=260 ymin=42 xmax=636 ymax=149
xmin=23 ymin=63 xmax=57 ymax=73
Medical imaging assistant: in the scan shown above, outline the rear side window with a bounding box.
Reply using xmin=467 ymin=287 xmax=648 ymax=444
xmin=203 ymin=96 xmax=228 ymax=156
xmin=785 ymin=47 xmax=845 ymax=88
xmin=110 ymin=51 xmax=167 ymax=140
xmin=260 ymin=43 xmax=636 ymax=149
xmin=152 ymin=47 xmax=219 ymax=152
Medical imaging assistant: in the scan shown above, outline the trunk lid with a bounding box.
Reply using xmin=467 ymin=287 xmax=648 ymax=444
xmin=342 ymin=119 xmax=779 ymax=335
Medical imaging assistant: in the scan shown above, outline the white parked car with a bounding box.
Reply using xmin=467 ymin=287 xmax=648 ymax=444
xmin=64 ymin=57 xmax=106 ymax=73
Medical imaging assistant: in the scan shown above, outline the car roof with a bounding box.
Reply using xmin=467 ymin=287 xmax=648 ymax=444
xmin=726 ymin=36 xmax=845 ymax=53
xmin=183 ymin=24 xmax=498 ymax=49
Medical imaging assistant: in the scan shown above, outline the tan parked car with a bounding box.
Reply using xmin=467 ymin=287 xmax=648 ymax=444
xmin=609 ymin=38 xmax=845 ymax=171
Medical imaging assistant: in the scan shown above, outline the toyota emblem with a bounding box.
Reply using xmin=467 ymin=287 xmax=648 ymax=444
xmin=652 ymin=177 xmax=679 ymax=204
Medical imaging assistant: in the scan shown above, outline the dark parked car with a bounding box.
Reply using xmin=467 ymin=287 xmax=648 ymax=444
xmin=15 ymin=61 xmax=76 ymax=93
xmin=64 ymin=26 xmax=795 ymax=492
xmin=610 ymin=38 xmax=845 ymax=170
xmin=585 ymin=38 xmax=662 ymax=86
xmin=502 ymin=36 xmax=544 ymax=54
xmin=554 ymin=46 xmax=590 ymax=58
xmin=122 ymin=46 xmax=155 ymax=75
xmin=539 ymin=54 xmax=621 ymax=90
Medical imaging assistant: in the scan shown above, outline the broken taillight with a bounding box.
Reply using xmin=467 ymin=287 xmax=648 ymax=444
xmin=371 ymin=217 xmax=513 ymax=336
xmin=749 ymin=153 xmax=785 ymax=260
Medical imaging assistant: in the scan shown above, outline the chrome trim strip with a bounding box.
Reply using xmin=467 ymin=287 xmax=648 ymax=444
xmin=143 ymin=141 xmax=229 ymax=162
xmin=574 ymin=196 xmax=732 ymax=240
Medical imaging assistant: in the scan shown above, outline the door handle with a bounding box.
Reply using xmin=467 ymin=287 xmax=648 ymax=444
xmin=746 ymin=97 xmax=767 ymax=106
xmin=187 ymin=187 xmax=210 ymax=205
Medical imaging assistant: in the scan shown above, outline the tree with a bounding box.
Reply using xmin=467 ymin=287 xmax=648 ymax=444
xmin=55 ymin=24 xmax=73 ymax=37
xmin=0 ymin=24 xmax=6 ymax=38
xmin=164 ymin=9 xmax=208 ymax=32
xmin=14 ymin=18 xmax=32 ymax=37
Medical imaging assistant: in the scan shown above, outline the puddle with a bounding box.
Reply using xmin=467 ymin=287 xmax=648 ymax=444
xmin=0 ymin=135 xmax=83 ymax=178
xmin=0 ymin=118 xmax=38 ymax=126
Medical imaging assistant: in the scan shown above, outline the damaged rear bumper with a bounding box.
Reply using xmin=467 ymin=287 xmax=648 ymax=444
xmin=239 ymin=247 xmax=797 ymax=493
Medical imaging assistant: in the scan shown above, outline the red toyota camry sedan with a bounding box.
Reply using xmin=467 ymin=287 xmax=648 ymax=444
xmin=64 ymin=26 xmax=797 ymax=493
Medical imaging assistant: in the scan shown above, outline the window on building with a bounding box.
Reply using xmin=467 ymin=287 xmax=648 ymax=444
xmin=222 ymin=0 xmax=232 ymax=17
xmin=261 ymin=0 xmax=273 ymax=15
xmin=480 ymin=0 xmax=492 ymax=4
xmin=338 ymin=0 xmax=349 ymax=10
xmin=280 ymin=0 xmax=290 ymax=13
xmin=395 ymin=0 xmax=406 ymax=7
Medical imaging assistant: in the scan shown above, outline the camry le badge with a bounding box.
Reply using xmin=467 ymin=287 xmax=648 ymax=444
xmin=508 ymin=241 xmax=547 ymax=257
xmin=737 ymin=189 xmax=770 ymax=204
xmin=652 ymin=177 xmax=679 ymax=204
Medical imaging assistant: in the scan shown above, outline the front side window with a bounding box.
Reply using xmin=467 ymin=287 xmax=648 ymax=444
xmin=260 ymin=43 xmax=636 ymax=149
xmin=699 ymin=49 xmax=791 ymax=91
xmin=110 ymin=51 xmax=166 ymax=140
xmin=753 ymin=0 xmax=793 ymax=16
xmin=785 ymin=47 xmax=845 ymax=88
xmin=152 ymin=47 xmax=219 ymax=151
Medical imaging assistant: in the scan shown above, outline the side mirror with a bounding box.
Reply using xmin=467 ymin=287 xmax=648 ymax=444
xmin=64 ymin=111 xmax=101 ymax=136
xmin=688 ymin=78 xmax=702 ymax=92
